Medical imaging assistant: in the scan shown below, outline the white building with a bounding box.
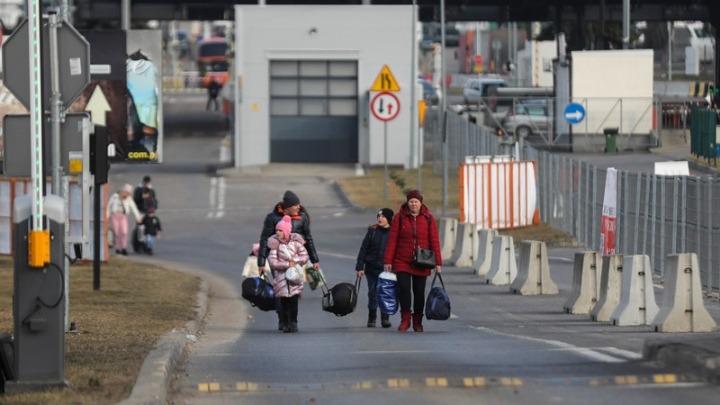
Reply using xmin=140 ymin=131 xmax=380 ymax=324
xmin=233 ymin=5 xmax=417 ymax=167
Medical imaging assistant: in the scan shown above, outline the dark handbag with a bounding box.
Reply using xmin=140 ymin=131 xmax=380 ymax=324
xmin=321 ymin=274 xmax=361 ymax=317
xmin=411 ymin=217 xmax=436 ymax=269
xmin=425 ymin=273 xmax=451 ymax=320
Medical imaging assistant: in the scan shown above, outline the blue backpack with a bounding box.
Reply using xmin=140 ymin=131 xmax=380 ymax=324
xmin=425 ymin=273 xmax=451 ymax=320
xmin=377 ymin=272 xmax=399 ymax=315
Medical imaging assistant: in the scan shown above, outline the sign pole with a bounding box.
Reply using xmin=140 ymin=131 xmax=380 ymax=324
xmin=93 ymin=181 xmax=101 ymax=290
xmin=29 ymin=0 xmax=45 ymax=233
xmin=49 ymin=12 xmax=63 ymax=195
xmin=384 ymin=121 xmax=389 ymax=204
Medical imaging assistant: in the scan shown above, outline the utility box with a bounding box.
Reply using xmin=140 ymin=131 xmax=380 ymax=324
xmin=604 ymin=127 xmax=619 ymax=153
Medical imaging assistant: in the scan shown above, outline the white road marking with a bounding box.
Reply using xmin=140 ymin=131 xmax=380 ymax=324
xmin=207 ymin=177 xmax=218 ymax=219
xmin=596 ymin=346 xmax=642 ymax=360
xmin=469 ymin=325 xmax=629 ymax=363
xmin=215 ymin=177 xmax=226 ymax=218
xmin=450 ymin=313 xmax=459 ymax=319
xmin=549 ymin=256 xmax=574 ymax=263
xmin=317 ymin=251 xmax=356 ymax=260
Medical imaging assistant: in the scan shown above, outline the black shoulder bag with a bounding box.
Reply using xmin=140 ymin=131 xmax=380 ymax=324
xmin=411 ymin=216 xmax=437 ymax=269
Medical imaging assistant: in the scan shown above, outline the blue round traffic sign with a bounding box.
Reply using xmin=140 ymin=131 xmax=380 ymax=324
xmin=564 ymin=102 xmax=586 ymax=124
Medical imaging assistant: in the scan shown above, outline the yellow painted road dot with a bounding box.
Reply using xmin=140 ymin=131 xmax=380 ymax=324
xmin=512 ymin=378 xmax=523 ymax=387
xmin=198 ymin=383 xmax=209 ymax=392
xmin=500 ymin=377 xmax=513 ymax=387
xmin=236 ymin=382 xmax=247 ymax=391
xmin=614 ymin=376 xmax=627 ymax=385
xmin=626 ymin=376 xmax=638 ymax=385
xmin=399 ymin=379 xmax=410 ymax=388
xmin=209 ymin=382 xmax=220 ymax=392
xmin=654 ymin=374 xmax=677 ymax=384
xmin=474 ymin=377 xmax=486 ymax=387
xmin=361 ymin=381 xmax=373 ymax=389
xmin=247 ymin=383 xmax=258 ymax=392
xmin=388 ymin=378 xmax=399 ymax=388
xmin=463 ymin=378 xmax=475 ymax=388
xmin=589 ymin=379 xmax=600 ymax=387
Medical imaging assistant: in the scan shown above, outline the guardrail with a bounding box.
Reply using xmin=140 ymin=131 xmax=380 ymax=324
xmin=426 ymin=109 xmax=720 ymax=294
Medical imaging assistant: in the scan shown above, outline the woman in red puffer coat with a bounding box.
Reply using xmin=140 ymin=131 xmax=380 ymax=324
xmin=383 ymin=190 xmax=442 ymax=333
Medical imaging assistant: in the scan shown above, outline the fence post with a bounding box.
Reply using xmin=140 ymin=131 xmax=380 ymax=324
xmin=671 ymin=177 xmax=679 ymax=256
xmin=708 ymin=178 xmax=714 ymax=290
xmin=650 ymin=175 xmax=658 ymax=274
xmin=695 ymin=177 xmax=701 ymax=281
xmin=660 ymin=177 xmax=667 ymax=276
xmin=642 ymin=173 xmax=650 ymax=255
xmin=592 ymin=166 xmax=598 ymax=251
xmin=681 ymin=176 xmax=687 ymax=253
xmin=616 ymin=171 xmax=623 ymax=253
xmin=567 ymin=157 xmax=573 ymax=234
xmin=623 ymin=171 xmax=630 ymax=253
xmin=633 ymin=173 xmax=641 ymax=254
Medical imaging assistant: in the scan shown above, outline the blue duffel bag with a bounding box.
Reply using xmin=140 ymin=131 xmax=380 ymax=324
xmin=425 ymin=273 xmax=451 ymax=320
xmin=377 ymin=271 xmax=399 ymax=315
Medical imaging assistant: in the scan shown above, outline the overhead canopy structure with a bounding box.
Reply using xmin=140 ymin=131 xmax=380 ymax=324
xmin=73 ymin=0 xmax=716 ymax=25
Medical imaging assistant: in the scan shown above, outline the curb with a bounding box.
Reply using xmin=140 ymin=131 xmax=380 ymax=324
xmin=643 ymin=340 xmax=720 ymax=385
xmin=117 ymin=259 xmax=210 ymax=405
xmin=331 ymin=180 xmax=364 ymax=212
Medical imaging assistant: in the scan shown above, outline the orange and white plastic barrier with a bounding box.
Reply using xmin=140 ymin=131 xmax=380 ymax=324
xmin=458 ymin=157 xmax=539 ymax=229
xmin=0 ymin=178 xmax=109 ymax=260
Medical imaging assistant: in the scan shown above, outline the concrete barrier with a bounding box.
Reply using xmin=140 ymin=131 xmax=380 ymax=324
xmin=439 ymin=217 xmax=458 ymax=263
xmin=591 ymin=255 xmax=624 ymax=322
xmin=473 ymin=229 xmax=498 ymax=277
xmin=485 ymin=235 xmax=517 ymax=286
xmin=610 ymin=255 xmax=659 ymax=326
xmin=563 ymin=252 xmax=602 ymax=314
xmin=510 ymin=240 xmax=559 ymax=295
xmin=448 ymin=223 xmax=477 ymax=267
xmin=652 ymin=253 xmax=717 ymax=333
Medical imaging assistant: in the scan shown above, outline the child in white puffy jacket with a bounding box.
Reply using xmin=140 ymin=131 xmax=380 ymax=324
xmin=267 ymin=215 xmax=309 ymax=333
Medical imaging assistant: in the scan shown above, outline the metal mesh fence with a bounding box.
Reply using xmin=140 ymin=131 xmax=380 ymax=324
xmin=427 ymin=109 xmax=720 ymax=293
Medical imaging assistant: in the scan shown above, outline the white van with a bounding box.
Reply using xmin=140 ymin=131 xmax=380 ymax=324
xmin=462 ymin=77 xmax=506 ymax=105
xmin=673 ymin=22 xmax=715 ymax=63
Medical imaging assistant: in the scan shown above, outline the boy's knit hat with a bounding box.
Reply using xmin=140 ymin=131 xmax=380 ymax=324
xmin=378 ymin=208 xmax=394 ymax=223
xmin=282 ymin=190 xmax=301 ymax=208
xmin=275 ymin=215 xmax=292 ymax=237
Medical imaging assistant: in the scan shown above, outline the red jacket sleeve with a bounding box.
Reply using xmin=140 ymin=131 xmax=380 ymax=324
xmin=429 ymin=215 xmax=442 ymax=265
xmin=384 ymin=214 xmax=401 ymax=266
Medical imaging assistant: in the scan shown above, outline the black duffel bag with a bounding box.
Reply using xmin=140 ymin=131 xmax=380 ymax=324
xmin=425 ymin=273 xmax=451 ymax=320
xmin=321 ymin=276 xmax=360 ymax=317
xmin=241 ymin=276 xmax=276 ymax=311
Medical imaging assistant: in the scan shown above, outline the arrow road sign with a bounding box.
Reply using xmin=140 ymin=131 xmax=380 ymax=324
xmin=564 ymin=102 xmax=586 ymax=124
xmin=2 ymin=18 xmax=90 ymax=110
xmin=85 ymin=84 xmax=111 ymax=127
xmin=371 ymin=92 xmax=401 ymax=122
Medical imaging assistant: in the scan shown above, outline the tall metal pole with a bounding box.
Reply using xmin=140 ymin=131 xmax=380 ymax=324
xmin=29 ymin=0 xmax=44 ymax=232
xmin=667 ymin=21 xmax=673 ymax=80
xmin=49 ymin=12 xmax=62 ymax=195
xmin=121 ymin=0 xmax=131 ymax=30
xmin=622 ymin=0 xmax=630 ymax=49
xmin=384 ymin=122 xmax=389 ymax=204
xmin=441 ymin=0 xmax=448 ymax=215
xmin=409 ymin=0 xmax=417 ymax=170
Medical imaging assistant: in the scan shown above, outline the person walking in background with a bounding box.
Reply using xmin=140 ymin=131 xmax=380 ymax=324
xmin=383 ymin=190 xmax=442 ymax=333
xmin=355 ymin=208 xmax=394 ymax=328
xmin=206 ymin=79 xmax=222 ymax=111
xmin=107 ymin=184 xmax=143 ymax=255
xmin=134 ymin=175 xmax=158 ymax=214
xmin=267 ymin=215 xmax=309 ymax=333
xmin=141 ymin=206 xmax=162 ymax=255
xmin=258 ymin=190 xmax=320 ymax=331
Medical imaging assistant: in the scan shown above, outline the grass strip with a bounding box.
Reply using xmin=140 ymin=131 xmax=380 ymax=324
xmin=0 ymin=257 xmax=199 ymax=404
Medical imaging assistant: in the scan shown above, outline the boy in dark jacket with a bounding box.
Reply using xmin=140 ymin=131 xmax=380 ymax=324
xmin=142 ymin=206 xmax=162 ymax=255
xmin=355 ymin=208 xmax=394 ymax=328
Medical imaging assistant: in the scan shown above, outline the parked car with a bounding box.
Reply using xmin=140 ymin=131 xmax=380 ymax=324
xmin=502 ymin=99 xmax=551 ymax=138
xmin=463 ymin=77 xmax=506 ymax=105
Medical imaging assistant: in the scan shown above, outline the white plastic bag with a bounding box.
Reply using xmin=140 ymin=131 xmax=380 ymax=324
xmin=284 ymin=264 xmax=304 ymax=286
xmin=242 ymin=255 xmax=269 ymax=278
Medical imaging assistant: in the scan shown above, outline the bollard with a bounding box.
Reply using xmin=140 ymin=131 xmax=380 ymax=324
xmin=447 ymin=223 xmax=477 ymax=267
xmin=652 ymin=253 xmax=717 ymax=333
xmin=610 ymin=255 xmax=659 ymax=326
xmin=591 ymin=255 xmax=624 ymax=322
xmin=485 ymin=235 xmax=517 ymax=286
xmin=511 ymin=240 xmax=559 ymax=295
xmin=563 ymin=252 xmax=603 ymax=314
xmin=473 ymin=229 xmax=498 ymax=277
xmin=439 ymin=217 xmax=458 ymax=263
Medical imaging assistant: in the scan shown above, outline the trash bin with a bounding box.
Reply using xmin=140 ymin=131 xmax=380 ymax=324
xmin=604 ymin=127 xmax=619 ymax=153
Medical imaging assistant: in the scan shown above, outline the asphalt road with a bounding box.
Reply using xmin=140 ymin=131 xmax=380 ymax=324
xmin=108 ymin=95 xmax=720 ymax=404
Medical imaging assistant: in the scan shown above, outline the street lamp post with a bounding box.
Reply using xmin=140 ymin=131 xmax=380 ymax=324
xmin=441 ymin=0 xmax=448 ymax=215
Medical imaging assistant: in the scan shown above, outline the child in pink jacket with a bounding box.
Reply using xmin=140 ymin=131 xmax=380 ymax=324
xmin=267 ymin=215 xmax=309 ymax=333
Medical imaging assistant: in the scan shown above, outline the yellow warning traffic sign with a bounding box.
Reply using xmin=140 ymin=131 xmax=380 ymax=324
xmin=371 ymin=65 xmax=400 ymax=92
